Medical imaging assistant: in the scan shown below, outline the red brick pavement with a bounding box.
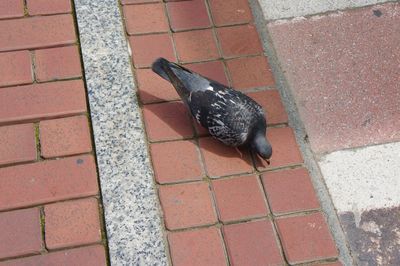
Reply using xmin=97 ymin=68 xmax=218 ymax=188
xmin=121 ymin=0 xmax=340 ymax=265
xmin=0 ymin=1 xmax=107 ymax=263
xmin=0 ymin=0 xmax=343 ymax=264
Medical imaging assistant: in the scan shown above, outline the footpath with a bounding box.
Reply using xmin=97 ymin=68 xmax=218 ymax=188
xmin=1 ymin=0 xmax=398 ymax=265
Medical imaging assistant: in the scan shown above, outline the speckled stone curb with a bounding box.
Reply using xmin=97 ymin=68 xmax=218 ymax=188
xmin=73 ymin=0 xmax=168 ymax=265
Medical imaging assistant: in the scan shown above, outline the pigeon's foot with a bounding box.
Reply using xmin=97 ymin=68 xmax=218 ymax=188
xmin=235 ymin=147 xmax=243 ymax=158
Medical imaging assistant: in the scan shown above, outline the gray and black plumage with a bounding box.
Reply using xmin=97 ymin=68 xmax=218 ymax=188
xmin=152 ymin=57 xmax=272 ymax=162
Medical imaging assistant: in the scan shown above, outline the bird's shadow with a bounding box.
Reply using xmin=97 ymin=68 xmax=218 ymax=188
xmin=138 ymin=89 xmax=265 ymax=166
xmin=138 ymin=90 xmax=195 ymax=141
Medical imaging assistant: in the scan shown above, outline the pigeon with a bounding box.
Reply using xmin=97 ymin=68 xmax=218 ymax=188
xmin=151 ymin=57 xmax=272 ymax=163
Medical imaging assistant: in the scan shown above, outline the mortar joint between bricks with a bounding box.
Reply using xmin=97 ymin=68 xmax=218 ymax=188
xmin=33 ymin=122 xmax=44 ymax=162
xmin=35 ymin=76 xmax=83 ymax=85
xmin=0 ymin=194 xmax=97 ymax=214
xmin=0 ymin=250 xmax=52 ymax=263
xmin=96 ymin=200 xmax=110 ymax=247
xmin=162 ymin=0 xmax=180 ymax=65
xmin=166 ymin=220 xmax=221 ymax=234
xmin=271 ymin=218 xmax=290 ymax=265
xmin=23 ymin=0 xmax=29 ymax=17
xmin=29 ymin=50 xmax=38 ymax=84
xmin=39 ymin=206 xmax=48 ymax=253
xmin=205 ymin=0 xmax=233 ymax=86
xmin=36 ymin=242 xmax=104 ymax=255
xmin=221 ymin=215 xmax=275 ymax=226
xmin=293 ymin=257 xmax=341 ymax=266
xmin=257 ymin=170 xmax=291 ymax=264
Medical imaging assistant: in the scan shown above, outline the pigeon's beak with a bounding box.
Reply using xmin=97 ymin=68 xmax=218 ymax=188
xmin=264 ymin=158 xmax=271 ymax=165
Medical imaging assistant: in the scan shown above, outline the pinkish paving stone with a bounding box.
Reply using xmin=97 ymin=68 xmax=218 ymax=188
xmin=268 ymin=3 xmax=400 ymax=154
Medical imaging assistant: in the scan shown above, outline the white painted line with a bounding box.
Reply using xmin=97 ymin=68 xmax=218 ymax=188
xmin=319 ymin=142 xmax=400 ymax=215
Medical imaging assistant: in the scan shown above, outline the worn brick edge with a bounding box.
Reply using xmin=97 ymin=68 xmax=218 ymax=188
xmin=73 ymin=0 xmax=168 ymax=265
xmin=249 ymin=0 xmax=355 ymax=265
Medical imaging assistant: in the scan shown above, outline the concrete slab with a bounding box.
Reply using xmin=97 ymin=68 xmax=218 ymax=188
xmin=319 ymin=142 xmax=400 ymax=265
xmin=74 ymin=0 xmax=168 ymax=265
xmin=258 ymin=0 xmax=393 ymax=20
xmin=268 ymin=3 xmax=400 ymax=154
xmin=319 ymin=142 xmax=400 ymax=214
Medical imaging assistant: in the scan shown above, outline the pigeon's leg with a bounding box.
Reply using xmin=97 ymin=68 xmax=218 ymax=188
xmin=235 ymin=147 xmax=243 ymax=158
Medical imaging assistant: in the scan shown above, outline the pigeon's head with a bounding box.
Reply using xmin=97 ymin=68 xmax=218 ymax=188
xmin=250 ymin=133 xmax=272 ymax=165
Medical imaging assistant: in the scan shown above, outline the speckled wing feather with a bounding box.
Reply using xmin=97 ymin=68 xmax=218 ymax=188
xmin=189 ymin=82 xmax=266 ymax=146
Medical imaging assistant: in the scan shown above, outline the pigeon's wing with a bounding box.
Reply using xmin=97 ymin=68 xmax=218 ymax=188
xmin=189 ymin=82 xmax=265 ymax=146
xmin=152 ymin=58 xmax=266 ymax=146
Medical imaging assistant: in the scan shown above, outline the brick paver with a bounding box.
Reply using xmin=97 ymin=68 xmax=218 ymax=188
xmin=44 ymin=198 xmax=101 ymax=250
xmin=0 ymin=1 xmax=107 ymax=264
xmin=0 ymin=80 xmax=87 ymax=124
xmin=159 ymin=182 xmax=217 ymax=230
xmin=150 ymin=140 xmax=203 ymax=184
xmin=129 ymin=34 xmax=176 ymax=68
xmin=262 ymin=168 xmax=320 ymax=215
xmin=0 ymin=0 xmax=350 ymax=263
xmin=34 ymin=45 xmax=82 ymax=82
xmin=26 ymin=0 xmax=72 ymax=15
xmin=208 ymin=0 xmax=252 ymax=26
xmin=143 ymin=101 xmax=194 ymax=141
xmin=121 ymin=0 xmax=340 ymax=263
xmin=0 ymin=124 xmax=36 ymax=166
xmin=216 ymin=25 xmax=263 ymax=58
xmin=256 ymin=127 xmax=303 ymax=170
xmin=173 ymin=29 xmax=219 ymax=63
xmin=0 ymin=50 xmax=33 ymax=87
xmin=226 ymin=56 xmax=275 ymax=90
xmin=223 ymin=220 xmax=284 ymax=265
xmin=39 ymin=115 xmax=92 ymax=158
xmin=167 ymin=0 xmax=211 ymax=31
xmin=276 ymin=213 xmax=338 ymax=264
xmin=247 ymin=90 xmax=288 ymax=125
xmin=0 ymin=245 xmax=107 ymax=266
xmin=168 ymin=227 xmax=227 ymax=266
xmin=136 ymin=68 xmax=180 ymax=104
xmin=199 ymin=137 xmax=253 ymax=178
xmin=185 ymin=60 xmax=229 ymax=85
xmin=0 ymin=155 xmax=98 ymax=211
xmin=0 ymin=208 xmax=42 ymax=260
xmin=212 ymin=175 xmax=269 ymax=222
xmin=0 ymin=15 xmax=75 ymax=52
xmin=0 ymin=0 xmax=24 ymax=19
xmin=123 ymin=3 xmax=169 ymax=35
xmin=247 ymin=89 xmax=288 ymax=125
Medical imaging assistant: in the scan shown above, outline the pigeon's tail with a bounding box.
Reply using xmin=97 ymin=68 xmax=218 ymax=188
xmin=152 ymin=57 xmax=191 ymax=101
